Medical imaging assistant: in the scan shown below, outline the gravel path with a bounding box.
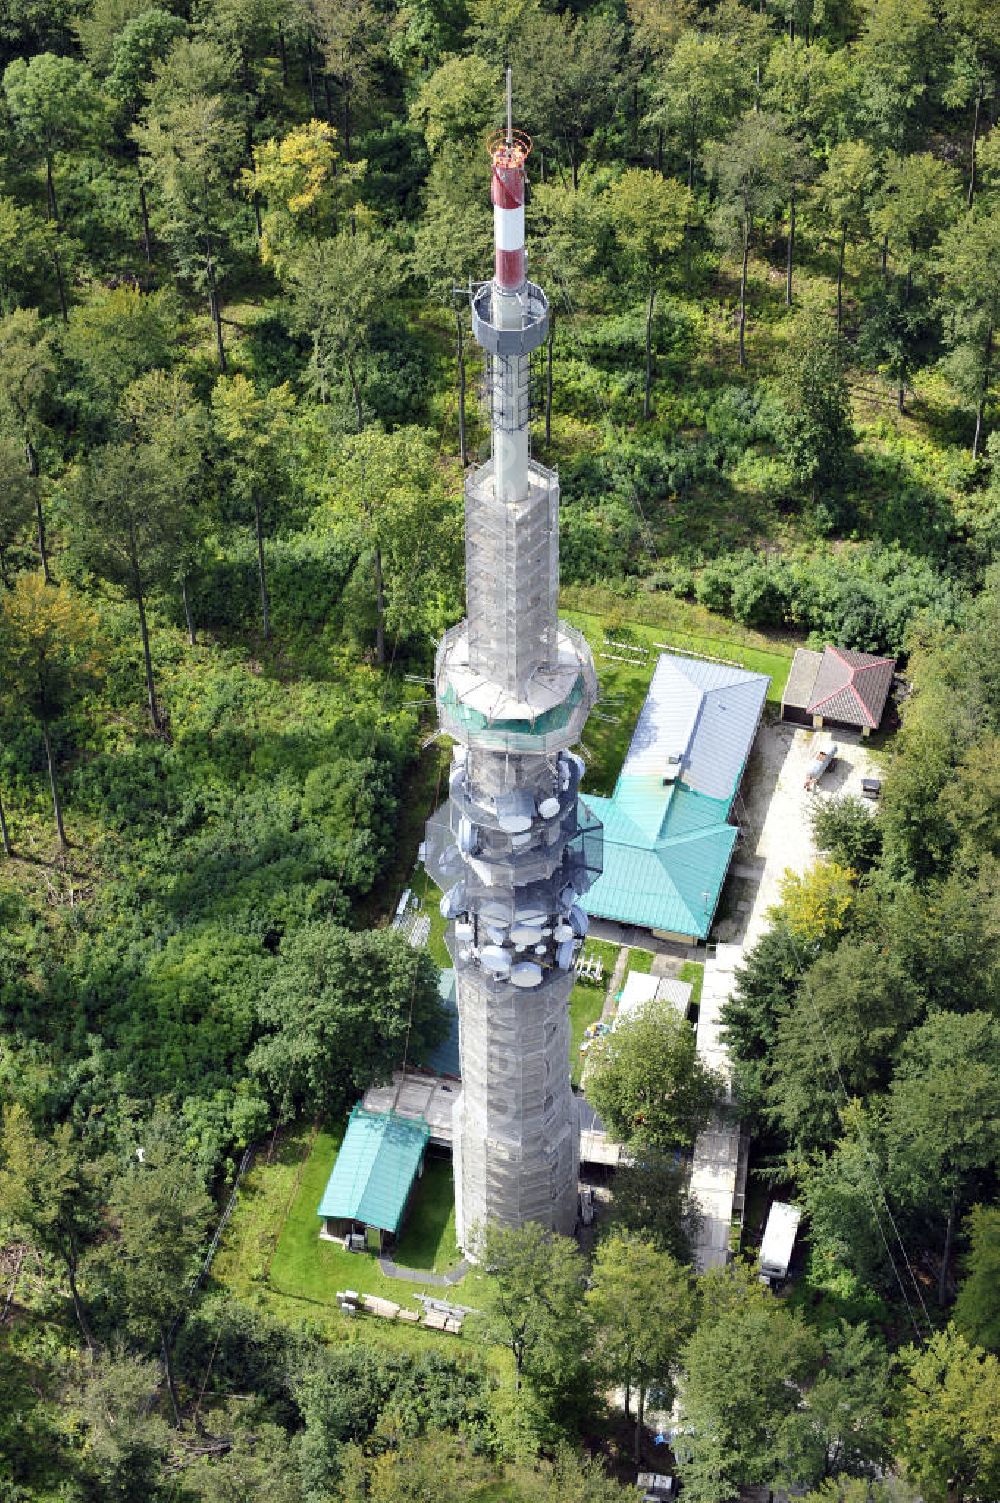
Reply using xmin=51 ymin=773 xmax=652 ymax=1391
xmin=378 ymin=1256 xmax=470 ymax=1285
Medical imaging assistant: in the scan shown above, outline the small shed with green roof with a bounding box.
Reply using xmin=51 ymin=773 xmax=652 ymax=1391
xmin=317 ymin=1106 xmax=429 ymax=1249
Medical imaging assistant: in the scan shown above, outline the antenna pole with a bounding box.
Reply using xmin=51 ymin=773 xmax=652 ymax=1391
xmin=505 ymin=65 xmax=512 ymax=145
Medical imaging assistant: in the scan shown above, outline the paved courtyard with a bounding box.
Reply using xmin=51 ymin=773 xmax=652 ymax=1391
xmin=716 ymin=718 xmax=882 ymax=947
xmin=690 ymin=716 xmax=882 ymax=1269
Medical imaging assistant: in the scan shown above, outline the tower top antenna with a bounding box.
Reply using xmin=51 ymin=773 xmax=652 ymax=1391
xmin=505 ymin=65 xmax=512 ymax=145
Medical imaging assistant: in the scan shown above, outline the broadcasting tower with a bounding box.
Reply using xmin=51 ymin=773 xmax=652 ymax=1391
xmin=426 ymin=77 xmax=602 ymax=1252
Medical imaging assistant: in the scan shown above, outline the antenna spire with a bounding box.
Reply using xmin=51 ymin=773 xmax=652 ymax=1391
xmin=505 ymin=65 xmax=512 ymax=146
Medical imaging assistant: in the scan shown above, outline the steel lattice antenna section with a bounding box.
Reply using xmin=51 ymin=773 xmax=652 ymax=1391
xmin=425 ymin=73 xmax=603 ymax=1254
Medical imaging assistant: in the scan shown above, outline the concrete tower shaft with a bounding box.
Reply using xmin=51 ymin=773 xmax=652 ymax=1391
xmin=427 ymin=102 xmax=602 ymax=1255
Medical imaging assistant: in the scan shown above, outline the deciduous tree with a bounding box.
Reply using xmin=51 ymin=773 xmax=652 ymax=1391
xmin=480 ymin=1220 xmax=586 ymax=1398
xmin=885 ymin=1010 xmax=1000 ymax=1304
xmin=212 ymin=375 xmax=296 ymax=643
xmin=0 ymin=573 xmax=102 ymax=847
xmin=609 ymin=169 xmax=689 ymax=418
xmin=708 ymin=111 xmax=805 ymax=365
xmin=895 ymin=1325 xmax=1000 ymax=1503
xmin=586 ymin=998 xmax=720 ymax=1152
xmin=0 ymin=308 xmax=56 ymax=579
xmin=954 ymin=1203 xmax=1000 ymax=1351
xmin=936 ymin=207 xmax=1000 ymax=457
xmin=249 ymin=923 xmax=445 ymax=1118
xmin=0 ymin=1103 xmax=105 ymax=1344
xmin=103 ymin=1138 xmax=214 ymax=1426
xmin=586 ymin=1234 xmax=695 ymax=1460
xmin=2 ymin=52 xmax=104 ymax=225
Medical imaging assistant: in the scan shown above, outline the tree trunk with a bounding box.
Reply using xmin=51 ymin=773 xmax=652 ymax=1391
xmin=373 ymin=544 xmax=385 ymax=667
xmin=52 ymin=249 xmax=68 ymax=324
xmin=570 ymin=146 xmax=579 ymax=191
xmin=738 ymin=215 xmax=750 ymax=369
xmin=26 ymin=443 xmax=51 ymax=584
xmin=456 ymin=307 xmax=467 ymax=467
xmin=0 ymin=542 xmax=8 ymax=589
xmin=624 ymin=1378 xmax=630 ymax=1420
xmin=972 ymin=322 xmax=993 ymax=460
xmin=656 ymin=127 xmax=663 ymax=172
xmin=836 ymin=223 xmax=847 ymax=335
xmin=644 ymin=284 xmax=655 ymax=419
xmin=968 ymin=82 xmax=982 ymax=209
xmin=161 ymin=1327 xmax=183 ymax=1428
xmin=181 ymin=575 xmax=196 ymax=646
xmin=253 ymin=492 xmax=271 ymax=642
xmin=277 ymin=25 xmax=288 ymax=86
xmin=0 ymin=785 xmax=12 ymax=858
xmin=323 ymin=72 xmax=334 ymax=126
xmin=881 ymin=234 xmax=888 ymax=279
xmin=205 ymin=244 xmax=226 ymax=373
xmin=253 ymin=194 xmax=262 ymax=240
xmin=305 ymin=36 xmax=317 ymax=113
xmin=343 ymin=92 xmax=352 ymax=161
xmin=899 ymin=267 xmax=911 ymax=413
xmin=545 ymin=307 xmax=554 ymax=445
xmin=131 ymin=532 xmax=161 ymax=732
xmin=66 ymin=1257 xmax=94 ymax=1350
xmin=634 ymin=1383 xmax=645 ymax=1464
xmin=41 ymin=722 xmax=67 ymax=849
xmin=785 ymin=188 xmax=796 ymax=307
xmin=139 ymin=179 xmax=152 ymax=262
xmin=346 ymin=353 xmax=363 ymax=432
xmin=939 ymin=1197 xmax=957 ymax=1306
xmin=45 ymin=154 xmax=59 ymax=223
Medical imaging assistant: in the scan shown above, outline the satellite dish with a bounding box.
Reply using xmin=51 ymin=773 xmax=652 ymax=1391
xmin=510 ymin=962 xmax=543 ymax=988
xmin=481 ymin=946 xmax=511 ymax=976
xmin=498 ymin=813 xmax=532 ymax=834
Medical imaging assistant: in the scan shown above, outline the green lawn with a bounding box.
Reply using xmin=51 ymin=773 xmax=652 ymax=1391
xmin=569 ymin=981 xmax=605 ymax=1087
xmin=212 ymin=1122 xmax=482 ymax=1347
xmin=564 ymin=605 xmax=793 ymax=796
xmin=625 ymin=946 xmax=654 ymax=974
xmin=679 ymin=960 xmax=705 ymax=1011
xmin=394 ymin=1155 xmax=460 ymax=1272
xmin=409 ymin=863 xmax=451 ymax=969
xmin=569 ymin=938 xmax=620 ymax=1086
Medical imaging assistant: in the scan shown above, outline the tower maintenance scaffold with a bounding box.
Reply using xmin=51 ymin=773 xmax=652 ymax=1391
xmin=425 ymin=76 xmax=603 ymax=1254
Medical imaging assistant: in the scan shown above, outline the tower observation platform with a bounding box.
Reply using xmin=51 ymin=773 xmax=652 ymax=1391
xmin=425 ymin=93 xmax=602 ymax=1254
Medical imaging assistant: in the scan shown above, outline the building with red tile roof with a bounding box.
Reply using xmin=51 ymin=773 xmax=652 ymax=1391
xmin=781 ymin=645 xmax=895 ymax=735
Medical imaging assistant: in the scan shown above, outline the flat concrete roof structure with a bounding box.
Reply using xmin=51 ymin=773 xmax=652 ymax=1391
xmin=614 ymin=970 xmax=693 ymax=1028
xmin=362 ymin=1071 xmax=461 ymax=1146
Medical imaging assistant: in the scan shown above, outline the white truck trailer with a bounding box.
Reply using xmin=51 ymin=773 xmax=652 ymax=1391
xmin=759 ymin=1201 xmax=802 ymax=1285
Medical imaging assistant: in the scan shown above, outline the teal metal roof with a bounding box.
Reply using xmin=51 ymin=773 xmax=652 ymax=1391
xmin=317 ymin=1107 xmax=429 ymax=1234
xmin=583 ymin=785 xmax=737 ymax=939
xmin=580 ymin=652 xmax=768 ymax=939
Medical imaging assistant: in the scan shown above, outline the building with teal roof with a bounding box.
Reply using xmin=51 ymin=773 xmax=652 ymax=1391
xmin=317 ymin=1106 xmax=429 ymax=1248
xmin=581 ymin=654 xmax=769 ymax=941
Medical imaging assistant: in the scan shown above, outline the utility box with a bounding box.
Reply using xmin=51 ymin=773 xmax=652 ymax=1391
xmin=759 ymin=1201 xmax=801 ymax=1285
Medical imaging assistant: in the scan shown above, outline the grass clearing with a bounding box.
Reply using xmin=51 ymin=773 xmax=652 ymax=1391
xmin=625 ymin=947 xmax=654 ymax=974
xmin=679 ymin=960 xmax=705 ymax=1011
xmin=212 ymin=1121 xmax=483 ymax=1350
xmin=569 ymin=938 xmax=619 ymax=1086
xmin=394 ymin=1155 xmax=460 ymax=1272
xmin=569 ymin=981 xmax=606 ymax=1087
xmin=563 ymin=605 xmax=793 ymax=795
